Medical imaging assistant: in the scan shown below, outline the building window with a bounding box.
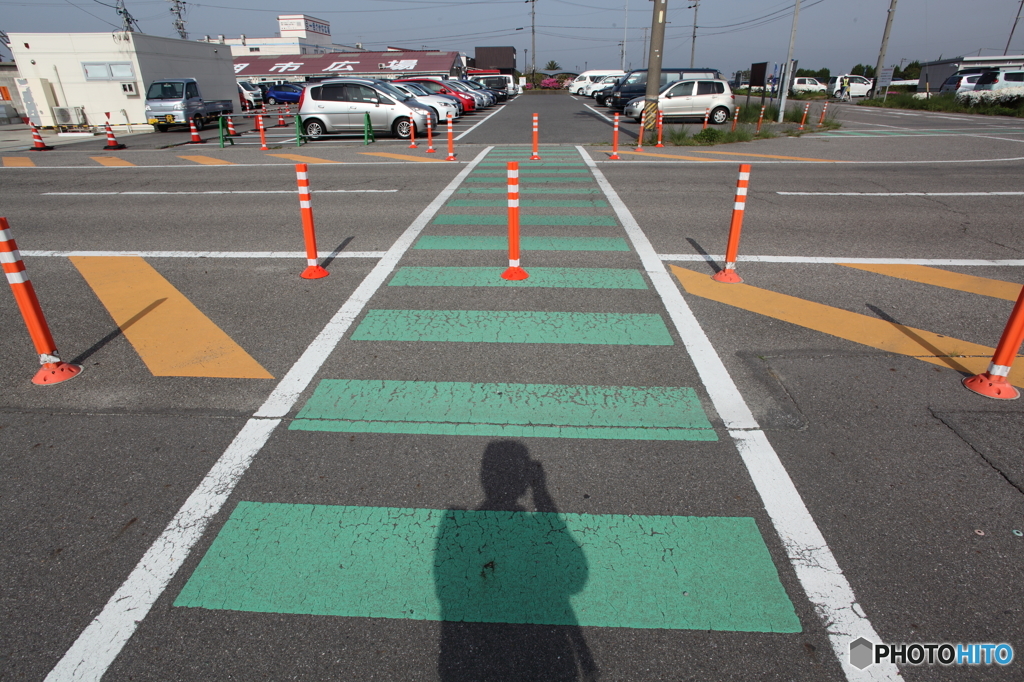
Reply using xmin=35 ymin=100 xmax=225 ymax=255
xmin=82 ymin=62 xmax=136 ymax=80
xmin=249 ymin=47 xmax=261 ymax=52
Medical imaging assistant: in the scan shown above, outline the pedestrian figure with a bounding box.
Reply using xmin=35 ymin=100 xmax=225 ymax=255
xmin=839 ymin=75 xmax=851 ymax=101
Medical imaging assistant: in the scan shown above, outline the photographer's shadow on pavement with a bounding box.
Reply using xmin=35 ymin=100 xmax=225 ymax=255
xmin=434 ymin=440 xmax=599 ymax=681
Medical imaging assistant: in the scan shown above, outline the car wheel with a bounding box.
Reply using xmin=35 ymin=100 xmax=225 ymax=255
xmin=710 ymin=107 xmax=729 ymax=125
xmin=392 ymin=117 xmax=412 ymax=139
xmin=303 ymin=118 xmax=325 ymax=140
xmin=633 ymin=117 xmax=641 ymax=124
xmin=865 ymin=89 xmax=874 ymax=99
xmin=192 ymin=115 xmax=204 ymax=132
xmin=267 ymin=97 xmax=278 ymax=105
xmin=156 ymin=124 xmax=168 ymax=132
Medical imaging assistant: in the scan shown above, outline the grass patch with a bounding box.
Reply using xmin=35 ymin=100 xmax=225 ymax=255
xmin=646 ymin=124 xmax=777 ymax=146
xmin=858 ymin=92 xmax=1024 ymax=117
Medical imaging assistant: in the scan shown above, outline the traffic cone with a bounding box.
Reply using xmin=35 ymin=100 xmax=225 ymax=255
xmin=277 ymin=108 xmax=287 ymax=127
xmin=102 ymin=122 xmax=126 ymax=150
xmin=28 ymin=123 xmax=53 ymax=151
xmin=187 ymin=118 xmax=204 ymax=144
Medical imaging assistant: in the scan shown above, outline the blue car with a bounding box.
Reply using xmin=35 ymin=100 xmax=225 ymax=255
xmin=264 ymin=83 xmax=304 ymax=105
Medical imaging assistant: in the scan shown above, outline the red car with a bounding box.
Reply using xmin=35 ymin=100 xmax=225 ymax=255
xmin=395 ymin=78 xmax=476 ymax=113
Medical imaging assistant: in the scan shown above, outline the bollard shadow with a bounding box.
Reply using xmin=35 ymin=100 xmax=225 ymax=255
xmin=866 ymin=303 xmax=973 ymax=375
xmin=320 ymin=237 xmax=354 ymax=269
xmin=434 ymin=440 xmax=599 ymax=682
xmin=686 ymin=237 xmax=721 ymax=273
xmin=69 ymin=298 xmax=166 ymax=365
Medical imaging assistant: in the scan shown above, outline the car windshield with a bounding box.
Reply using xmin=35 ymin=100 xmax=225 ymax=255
xmin=461 ymin=81 xmax=483 ymax=90
xmin=147 ymin=82 xmax=185 ymax=99
xmin=238 ymin=82 xmax=257 ymax=91
xmin=478 ymin=78 xmax=506 ymax=89
xmin=623 ymin=72 xmax=647 ymax=85
xmin=375 ymin=81 xmax=410 ymax=101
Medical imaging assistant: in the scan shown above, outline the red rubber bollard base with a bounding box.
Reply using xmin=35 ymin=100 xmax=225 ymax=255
xmin=711 ymin=269 xmax=743 ymax=283
xmin=609 ymin=153 xmax=620 ymax=160
xmin=529 ymin=154 xmax=540 ymax=160
xmin=103 ymin=143 xmax=126 ymax=150
xmin=300 ymin=265 xmax=330 ymax=280
xmin=445 ymin=154 xmax=457 ymax=161
xmin=28 ymin=146 xmax=54 ymax=152
xmin=32 ymin=362 xmax=83 ymax=386
xmin=962 ymin=373 xmax=1020 ymax=400
xmin=501 ymin=266 xmax=530 ymax=281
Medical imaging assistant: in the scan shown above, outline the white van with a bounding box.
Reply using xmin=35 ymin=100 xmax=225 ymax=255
xmin=569 ymin=70 xmax=626 ymax=95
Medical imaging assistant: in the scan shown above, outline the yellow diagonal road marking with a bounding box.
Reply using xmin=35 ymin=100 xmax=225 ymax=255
xmin=614 ymin=150 xmax=717 ymax=162
xmin=358 ymin=152 xmax=446 ymax=163
xmin=91 ymin=156 xmax=136 ymax=167
xmin=266 ymin=153 xmax=339 ymax=164
xmin=70 ymin=256 xmax=273 ymax=379
xmin=178 ymin=155 xmax=235 ymax=165
xmin=685 ymin=150 xmax=845 ymax=162
xmin=3 ymin=156 xmax=35 ymax=167
xmin=840 ymin=263 xmax=1024 ymax=301
xmin=670 ymin=265 xmax=1024 ymax=387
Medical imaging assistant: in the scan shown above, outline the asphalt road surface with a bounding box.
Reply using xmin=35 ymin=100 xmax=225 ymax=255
xmin=2 ymin=93 xmax=1023 ymax=682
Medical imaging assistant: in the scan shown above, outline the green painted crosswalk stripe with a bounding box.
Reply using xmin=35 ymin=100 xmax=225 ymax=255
xmin=389 ymin=267 xmax=647 ymax=289
xmin=457 ymin=187 xmax=601 ymax=194
xmin=414 ymin=236 xmax=629 ymax=251
xmin=291 ymin=380 xmax=712 ymax=439
xmin=474 ymin=169 xmax=592 ymax=174
xmin=449 ymin=199 xmax=608 ymax=207
xmin=351 ymin=310 xmax=673 ymax=345
xmin=434 ymin=215 xmax=615 ymax=226
xmin=176 ymin=502 xmax=799 ymax=631
xmin=464 ymin=177 xmax=591 ymax=183
xmin=479 ymin=163 xmax=585 ymax=167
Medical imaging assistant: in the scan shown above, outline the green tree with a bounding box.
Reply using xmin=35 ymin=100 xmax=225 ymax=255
xmin=544 ymin=60 xmax=561 ymax=71
xmin=900 ymin=60 xmax=922 ymax=80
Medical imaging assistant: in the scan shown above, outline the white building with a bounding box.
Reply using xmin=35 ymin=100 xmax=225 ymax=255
xmin=9 ymin=32 xmax=235 ymax=128
xmin=203 ymin=15 xmax=363 ymax=57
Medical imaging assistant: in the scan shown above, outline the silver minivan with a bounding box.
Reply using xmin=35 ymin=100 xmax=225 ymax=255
xmin=299 ymin=78 xmax=432 ymax=140
xmin=624 ymin=78 xmax=735 ymax=124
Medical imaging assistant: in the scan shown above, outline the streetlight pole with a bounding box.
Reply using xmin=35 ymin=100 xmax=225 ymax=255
xmin=689 ymin=1 xmax=699 ymax=68
xmin=871 ymin=0 xmax=898 ymax=98
xmin=776 ymin=0 xmax=801 ymax=123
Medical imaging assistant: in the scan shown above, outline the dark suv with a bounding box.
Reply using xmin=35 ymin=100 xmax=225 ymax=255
xmin=607 ymin=68 xmax=723 ymax=110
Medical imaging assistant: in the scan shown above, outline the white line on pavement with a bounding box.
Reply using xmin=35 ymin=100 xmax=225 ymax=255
xmin=968 ymin=134 xmax=1024 ymax=143
xmin=454 ymin=106 xmax=509 ymax=140
xmin=43 ymin=146 xmax=495 ymax=682
xmin=42 ymin=190 xmax=398 ymax=195
xmin=657 ymin=254 xmax=1024 ymax=266
xmin=579 ymin=145 xmax=900 ymax=682
xmin=583 ymin=103 xmax=614 ymax=123
xmin=777 ymin=191 xmax=1024 ymax=196
xmin=23 ymin=250 xmax=386 ymax=259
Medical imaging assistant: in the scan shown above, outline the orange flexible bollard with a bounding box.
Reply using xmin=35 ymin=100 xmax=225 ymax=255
xmin=636 ymin=109 xmax=646 ymax=151
xmin=755 ymin=105 xmax=766 ymax=134
xmin=294 ymin=164 xmax=329 ymax=280
xmin=712 ymin=164 xmax=752 ymax=284
xmin=731 ymin=106 xmax=738 ymax=132
xmin=656 ymin=110 xmax=665 ymax=147
xmin=529 ymin=113 xmax=540 ymax=160
xmin=702 ymin=108 xmax=710 ymax=130
xmin=799 ymin=102 xmax=811 ymax=130
xmin=1 ymin=217 xmax=82 ymax=385
xmin=609 ymin=113 xmax=621 ymax=160
xmin=501 ymin=162 xmax=528 ymax=281
xmin=258 ymin=115 xmax=268 ymax=150
xmin=425 ymin=116 xmax=436 ymax=153
xmin=408 ymin=118 xmax=417 ymax=148
xmin=818 ymin=101 xmax=829 ymax=126
xmin=445 ymin=113 xmax=456 ymax=161
xmin=963 ymin=285 xmax=1024 ymax=400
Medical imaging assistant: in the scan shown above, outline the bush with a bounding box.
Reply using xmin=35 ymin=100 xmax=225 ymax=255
xmin=858 ymin=90 xmax=1024 ymax=117
xmin=957 ymin=86 xmax=1024 ymax=108
xmin=691 ymin=128 xmax=722 ymax=144
xmin=540 ymin=78 xmax=561 ymax=89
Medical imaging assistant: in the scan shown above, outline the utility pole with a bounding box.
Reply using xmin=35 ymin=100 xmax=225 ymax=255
xmin=871 ymin=0 xmax=898 ymax=98
xmin=1006 ymin=0 xmax=1024 ymax=55
xmin=689 ymin=0 xmax=698 ymax=68
xmin=621 ymin=0 xmax=629 ymax=71
xmin=168 ymin=0 xmax=188 ymax=40
xmin=115 ymin=0 xmax=141 ymax=32
xmin=526 ymin=0 xmax=536 ymax=77
xmin=642 ymin=27 xmax=648 ymax=68
xmin=643 ymin=0 xmax=668 ymax=131
xmin=776 ymin=0 xmax=800 ymax=123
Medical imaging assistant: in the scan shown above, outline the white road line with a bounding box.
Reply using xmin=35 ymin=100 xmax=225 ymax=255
xmin=583 ymin=103 xmax=614 ymax=123
xmin=22 ymin=250 xmax=386 ymax=259
xmin=42 ymin=190 xmax=398 ymax=195
xmin=593 ymin=155 xmax=1024 ymax=164
xmin=657 ymin=254 xmax=1024 ymax=266
xmin=969 ymin=134 xmax=1024 ymax=143
xmin=43 ymin=146 xmax=494 ymax=682
xmin=454 ymin=106 xmax=509 ymax=141
xmin=777 ymin=191 xmax=1024 ymax=196
xmin=579 ymin=145 xmax=899 ymax=682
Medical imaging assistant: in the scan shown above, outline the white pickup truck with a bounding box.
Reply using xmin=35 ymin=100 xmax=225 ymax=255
xmin=145 ymin=78 xmax=234 ymax=132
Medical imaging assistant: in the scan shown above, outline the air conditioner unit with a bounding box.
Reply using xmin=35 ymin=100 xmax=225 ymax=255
xmin=52 ymin=106 xmax=86 ymax=125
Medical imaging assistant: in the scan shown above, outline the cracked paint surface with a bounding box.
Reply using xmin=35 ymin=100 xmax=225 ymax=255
xmin=388 ymin=267 xmax=648 ymax=289
xmin=174 ymin=502 xmax=800 ymax=632
xmin=350 ymin=310 xmax=674 ymax=345
xmin=289 ymin=380 xmax=716 ymax=440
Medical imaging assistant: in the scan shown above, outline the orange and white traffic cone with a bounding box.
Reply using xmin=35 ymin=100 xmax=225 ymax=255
xmin=187 ymin=118 xmax=204 ymax=144
xmin=1 ymin=217 xmax=82 ymax=385
xmin=501 ymin=162 xmax=528 ymax=281
xmin=712 ymin=164 xmax=752 ymax=284
xmin=294 ymin=164 xmax=329 ymax=279
xmin=102 ymin=122 xmax=126 ymax=150
xmin=963 ymin=285 xmax=1024 ymax=400
xmin=277 ymin=108 xmax=287 ymax=127
xmin=28 ymin=122 xmax=53 ymax=151
xmin=226 ymin=116 xmax=240 ymax=137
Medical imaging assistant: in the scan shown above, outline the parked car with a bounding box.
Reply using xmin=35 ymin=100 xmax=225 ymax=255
xmin=607 ymin=67 xmax=723 ymax=110
xmin=237 ymin=81 xmax=263 ymax=110
xmin=470 ymin=74 xmax=519 ymax=96
xmin=445 ymin=80 xmax=491 ymax=108
xmin=623 ymin=78 xmax=735 ymax=124
xmin=264 ymin=82 xmax=305 ymax=105
xmin=395 ymin=78 xmax=477 ymax=112
xmin=569 ymin=70 xmax=625 ymax=95
xmin=827 ymin=75 xmax=874 ymax=98
xmin=145 ymin=78 xmax=234 ymax=132
xmin=938 ymin=70 xmax=986 ymax=95
xmin=973 ymin=68 xmax=1024 ymax=91
xmin=298 ymin=78 xmax=432 ymax=140
xmin=460 ymin=78 xmax=506 ymax=102
xmin=585 ymin=74 xmax=621 ymax=98
xmin=389 ymin=81 xmax=461 ymax=120
xmin=790 ymin=77 xmax=825 ymax=94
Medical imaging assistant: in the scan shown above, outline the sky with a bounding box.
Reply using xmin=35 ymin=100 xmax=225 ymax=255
xmin=2 ymin=0 xmax=1023 ymax=76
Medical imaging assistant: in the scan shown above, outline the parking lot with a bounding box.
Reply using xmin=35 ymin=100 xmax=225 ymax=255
xmin=2 ymin=92 xmax=1023 ymax=681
